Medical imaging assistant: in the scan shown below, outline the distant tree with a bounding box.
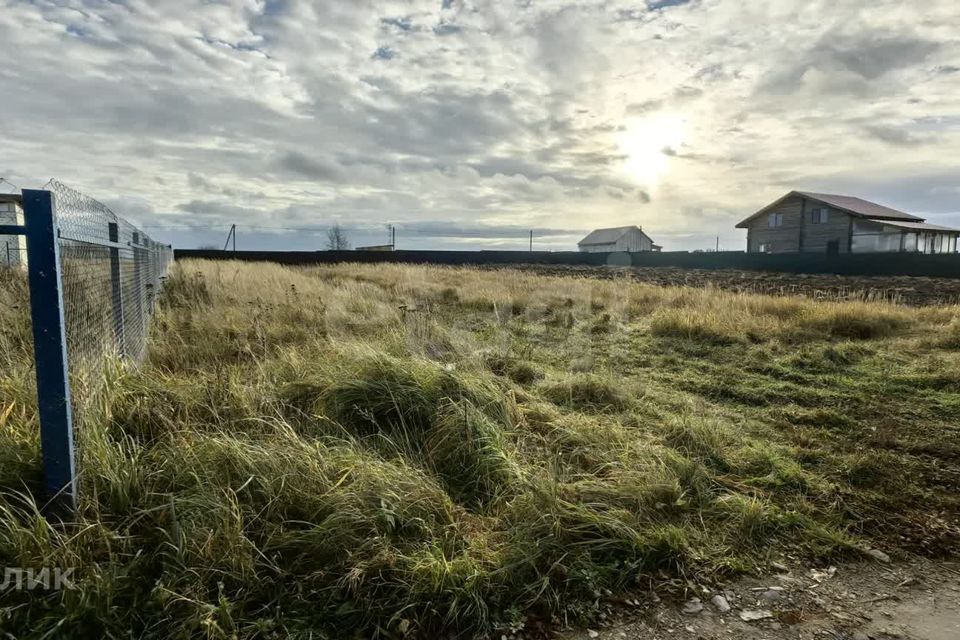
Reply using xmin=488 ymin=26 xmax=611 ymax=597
xmin=326 ymin=223 xmax=351 ymax=251
xmin=197 ymin=244 xmax=219 ymax=250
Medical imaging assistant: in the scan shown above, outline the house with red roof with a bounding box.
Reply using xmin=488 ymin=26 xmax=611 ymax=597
xmin=736 ymin=191 xmax=959 ymax=255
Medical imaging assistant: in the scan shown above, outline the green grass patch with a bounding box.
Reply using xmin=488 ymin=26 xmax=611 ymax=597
xmin=1 ymin=262 xmax=958 ymax=638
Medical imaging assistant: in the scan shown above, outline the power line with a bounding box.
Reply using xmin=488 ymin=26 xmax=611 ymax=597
xmin=139 ymin=221 xmax=571 ymax=238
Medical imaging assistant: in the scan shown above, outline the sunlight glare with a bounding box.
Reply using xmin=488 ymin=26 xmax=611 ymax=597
xmin=619 ymin=114 xmax=687 ymax=186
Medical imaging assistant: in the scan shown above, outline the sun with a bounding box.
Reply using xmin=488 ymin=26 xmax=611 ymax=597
xmin=619 ymin=114 xmax=688 ymax=186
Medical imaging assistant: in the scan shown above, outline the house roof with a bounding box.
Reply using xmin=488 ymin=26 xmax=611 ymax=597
xmin=0 ymin=193 xmax=22 ymax=205
xmin=578 ymin=225 xmax=650 ymax=246
xmin=797 ymin=192 xmax=923 ymax=221
xmin=874 ymin=219 xmax=960 ymax=233
xmin=736 ymin=191 xmax=923 ymax=228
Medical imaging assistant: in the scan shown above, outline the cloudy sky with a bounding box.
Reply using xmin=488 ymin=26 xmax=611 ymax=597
xmin=1 ymin=0 xmax=959 ymax=251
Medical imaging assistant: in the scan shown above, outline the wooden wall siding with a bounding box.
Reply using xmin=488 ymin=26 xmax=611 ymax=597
xmin=582 ymin=229 xmax=653 ymax=253
xmin=802 ymin=204 xmax=851 ymax=253
xmin=746 ymin=195 xmax=803 ymax=253
xmin=580 ymin=244 xmax=613 ymax=253
xmin=618 ymin=228 xmax=653 ymax=252
xmin=746 ymin=195 xmax=850 ymax=254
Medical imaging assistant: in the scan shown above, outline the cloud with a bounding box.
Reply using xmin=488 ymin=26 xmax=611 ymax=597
xmin=372 ymin=45 xmax=395 ymax=60
xmin=0 ymin=0 xmax=958 ymax=252
xmin=275 ymin=152 xmax=346 ymax=182
xmin=863 ymin=125 xmax=934 ymax=147
xmin=758 ymin=31 xmax=941 ymax=96
xmin=647 ymin=0 xmax=694 ymax=10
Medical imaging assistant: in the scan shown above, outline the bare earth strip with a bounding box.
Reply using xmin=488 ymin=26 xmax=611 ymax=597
xmin=564 ymin=558 xmax=960 ymax=640
xmin=487 ymin=265 xmax=960 ymax=307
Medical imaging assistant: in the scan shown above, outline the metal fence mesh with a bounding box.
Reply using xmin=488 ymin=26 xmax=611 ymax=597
xmin=48 ymin=180 xmax=173 ymax=402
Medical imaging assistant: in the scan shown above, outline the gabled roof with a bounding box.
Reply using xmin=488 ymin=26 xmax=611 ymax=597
xmin=797 ymin=192 xmax=923 ymax=221
xmin=578 ymin=225 xmax=650 ymax=246
xmin=736 ymin=191 xmax=923 ymax=228
xmin=0 ymin=194 xmax=22 ymax=204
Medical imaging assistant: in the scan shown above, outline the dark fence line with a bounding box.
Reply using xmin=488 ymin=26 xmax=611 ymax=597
xmin=174 ymin=249 xmax=960 ymax=279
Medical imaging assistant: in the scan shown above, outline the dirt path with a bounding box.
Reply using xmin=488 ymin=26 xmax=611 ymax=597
xmin=561 ymin=558 xmax=960 ymax=640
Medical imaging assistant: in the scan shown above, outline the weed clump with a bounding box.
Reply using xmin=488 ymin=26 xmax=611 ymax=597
xmin=939 ymin=319 xmax=960 ymax=349
xmin=292 ymin=353 xmax=521 ymax=507
xmin=657 ymin=416 xmax=734 ymax=471
xmin=161 ymin=268 xmax=212 ymax=309
xmin=539 ymin=374 xmax=632 ymax=412
xmin=649 ymin=308 xmax=738 ymax=344
xmin=486 ymin=354 xmax=543 ymax=385
xmin=800 ymin=305 xmax=910 ymax=340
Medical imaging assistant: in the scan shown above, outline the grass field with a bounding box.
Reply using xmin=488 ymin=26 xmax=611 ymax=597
xmin=1 ymin=260 xmax=959 ymax=638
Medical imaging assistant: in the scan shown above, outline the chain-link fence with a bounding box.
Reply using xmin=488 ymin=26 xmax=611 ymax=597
xmin=49 ymin=180 xmax=173 ymax=403
xmin=3 ymin=183 xmax=173 ymax=512
xmin=3 ymin=242 xmax=26 ymax=267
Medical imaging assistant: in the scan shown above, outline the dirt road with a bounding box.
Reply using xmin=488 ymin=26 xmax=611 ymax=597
xmin=561 ymin=558 xmax=960 ymax=640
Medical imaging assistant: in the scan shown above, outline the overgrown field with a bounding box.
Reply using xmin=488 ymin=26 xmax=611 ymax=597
xmin=1 ymin=260 xmax=959 ymax=638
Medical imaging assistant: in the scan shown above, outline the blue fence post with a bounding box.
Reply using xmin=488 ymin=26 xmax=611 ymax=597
xmin=108 ymin=222 xmax=125 ymax=355
xmin=22 ymin=189 xmax=77 ymax=516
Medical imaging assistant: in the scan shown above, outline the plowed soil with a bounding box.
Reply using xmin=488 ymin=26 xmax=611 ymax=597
xmin=489 ymin=265 xmax=960 ymax=306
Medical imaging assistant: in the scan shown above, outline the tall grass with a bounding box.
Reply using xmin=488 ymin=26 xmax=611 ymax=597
xmin=0 ymin=260 xmax=958 ymax=638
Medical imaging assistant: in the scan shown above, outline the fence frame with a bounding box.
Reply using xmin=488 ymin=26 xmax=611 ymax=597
xmin=2 ymin=188 xmax=173 ymax=517
xmin=7 ymin=190 xmax=78 ymax=515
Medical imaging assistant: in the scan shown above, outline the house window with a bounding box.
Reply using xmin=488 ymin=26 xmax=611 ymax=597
xmin=758 ymin=242 xmax=772 ymax=253
xmin=810 ymin=207 xmax=828 ymax=224
xmin=767 ymin=212 xmax=783 ymax=228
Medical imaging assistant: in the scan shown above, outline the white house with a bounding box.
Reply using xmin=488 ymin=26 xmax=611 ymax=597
xmin=0 ymin=194 xmax=26 ymax=269
xmin=577 ymin=225 xmax=659 ymax=253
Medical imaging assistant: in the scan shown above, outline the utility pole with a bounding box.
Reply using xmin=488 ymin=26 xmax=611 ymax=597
xmin=223 ymin=224 xmax=236 ymax=251
xmin=391 ymin=225 xmax=396 ymax=250
xmin=716 ymin=236 xmax=719 ymax=252
xmin=529 ymin=229 xmax=533 ymax=252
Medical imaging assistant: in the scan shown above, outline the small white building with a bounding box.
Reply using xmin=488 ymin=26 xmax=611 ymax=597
xmin=577 ymin=225 xmax=658 ymax=253
xmin=0 ymin=194 xmax=26 ymax=269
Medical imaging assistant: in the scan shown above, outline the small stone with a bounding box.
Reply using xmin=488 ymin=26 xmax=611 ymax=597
xmin=711 ymin=595 xmax=731 ymax=613
xmin=867 ymin=549 xmax=891 ymax=563
xmin=739 ymin=609 xmax=774 ymax=622
xmin=588 ymin=631 xmax=599 ymax=639
xmin=780 ymin=610 xmax=804 ymax=625
xmin=760 ymin=589 xmax=782 ymax=602
xmin=769 ymin=622 xmax=782 ymax=630
xmin=682 ymin=598 xmax=704 ymax=615
xmin=810 ymin=566 xmax=837 ymax=582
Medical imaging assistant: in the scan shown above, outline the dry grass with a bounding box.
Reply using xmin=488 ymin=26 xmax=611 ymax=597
xmin=1 ymin=260 xmax=958 ymax=638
